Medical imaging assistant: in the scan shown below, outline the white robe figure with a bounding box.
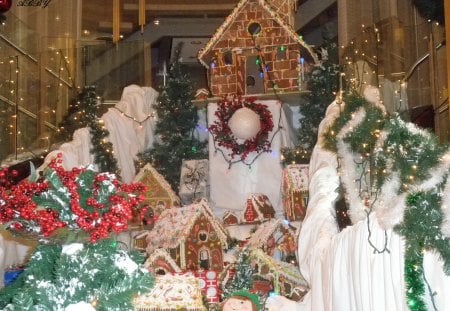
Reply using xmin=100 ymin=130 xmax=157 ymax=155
xmin=39 ymin=85 xmax=158 ymax=183
xmin=266 ymin=96 xmax=450 ymax=310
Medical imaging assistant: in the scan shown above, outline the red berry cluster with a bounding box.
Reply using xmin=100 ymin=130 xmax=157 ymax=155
xmin=208 ymin=96 xmax=274 ymax=161
xmin=0 ymin=155 xmax=147 ymax=243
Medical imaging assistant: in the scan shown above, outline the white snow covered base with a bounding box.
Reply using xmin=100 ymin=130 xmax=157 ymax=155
xmin=266 ymin=100 xmax=450 ymax=311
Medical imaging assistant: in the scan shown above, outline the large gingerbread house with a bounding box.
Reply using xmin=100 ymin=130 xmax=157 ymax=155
xmin=145 ymin=199 xmax=229 ymax=272
xmin=198 ymin=0 xmax=318 ymax=96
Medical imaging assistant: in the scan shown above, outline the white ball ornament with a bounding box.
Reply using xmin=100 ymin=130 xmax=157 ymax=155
xmin=228 ymin=107 xmax=261 ymax=140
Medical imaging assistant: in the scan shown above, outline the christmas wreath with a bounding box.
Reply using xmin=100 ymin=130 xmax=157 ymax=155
xmin=209 ymin=96 xmax=273 ymax=161
xmin=0 ymin=155 xmax=146 ymax=243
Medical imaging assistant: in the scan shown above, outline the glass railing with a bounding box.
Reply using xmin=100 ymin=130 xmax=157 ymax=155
xmin=340 ymin=17 xmax=448 ymax=141
xmin=0 ymin=39 xmax=151 ymax=164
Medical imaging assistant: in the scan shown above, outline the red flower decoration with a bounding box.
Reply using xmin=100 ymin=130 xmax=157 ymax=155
xmin=209 ymin=96 xmax=274 ymax=161
xmin=0 ymin=157 xmax=147 ymax=243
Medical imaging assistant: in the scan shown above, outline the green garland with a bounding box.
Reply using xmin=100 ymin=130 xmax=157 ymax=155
xmin=323 ymin=91 xmax=449 ymax=310
xmin=56 ymin=86 xmax=120 ymax=176
xmin=0 ymin=239 xmax=153 ymax=310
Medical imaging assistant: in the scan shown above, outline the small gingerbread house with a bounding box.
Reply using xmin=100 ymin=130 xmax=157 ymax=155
xmin=249 ymin=249 xmax=308 ymax=301
xmin=245 ymin=219 xmax=296 ymax=262
xmin=198 ymin=0 xmax=318 ymax=97
xmin=282 ymin=164 xmax=309 ymax=221
xmin=145 ymin=199 xmax=229 ymax=272
xmin=241 ymin=193 xmax=276 ymax=224
xmin=144 ymin=248 xmax=182 ymax=275
xmin=223 ymin=210 xmax=239 ymax=226
xmin=134 ymin=164 xmax=180 ymax=217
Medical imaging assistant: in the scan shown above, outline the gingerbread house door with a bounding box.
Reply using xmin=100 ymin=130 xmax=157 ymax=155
xmin=199 ymin=248 xmax=210 ymax=270
xmin=238 ymin=55 xmax=264 ymax=95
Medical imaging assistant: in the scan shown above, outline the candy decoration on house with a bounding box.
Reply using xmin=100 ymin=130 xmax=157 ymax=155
xmin=198 ymin=0 xmax=318 ymax=97
xmin=209 ymin=95 xmax=275 ymax=165
xmin=282 ymin=164 xmax=309 ymax=221
xmin=179 ymin=159 xmax=209 ymax=205
xmin=134 ymin=274 xmax=206 ymax=311
xmin=221 ymin=290 xmax=262 ymax=311
xmin=134 ymin=163 xmax=180 ymax=218
xmin=196 ymin=269 xmax=220 ymax=304
xmin=145 ymin=199 xmax=229 ymax=272
xmin=241 ymin=193 xmax=276 ymax=224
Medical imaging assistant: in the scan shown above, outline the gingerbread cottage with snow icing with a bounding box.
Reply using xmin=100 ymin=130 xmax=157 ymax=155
xmin=198 ymin=0 xmax=318 ymax=96
xmin=145 ymin=199 xmax=229 ymax=272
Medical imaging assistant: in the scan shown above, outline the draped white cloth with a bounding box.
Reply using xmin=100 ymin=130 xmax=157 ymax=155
xmin=266 ymin=101 xmax=450 ymax=311
xmin=208 ymin=100 xmax=296 ymax=217
xmin=40 ymin=85 xmax=158 ymax=183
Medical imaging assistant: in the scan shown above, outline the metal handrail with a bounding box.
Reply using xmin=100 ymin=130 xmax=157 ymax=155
xmin=403 ymin=39 xmax=446 ymax=82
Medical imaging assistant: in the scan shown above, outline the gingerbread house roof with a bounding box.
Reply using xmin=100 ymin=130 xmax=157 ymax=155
xmin=241 ymin=193 xmax=276 ymax=223
xmin=145 ymin=199 xmax=229 ymax=254
xmin=245 ymin=219 xmax=291 ymax=249
xmin=144 ymin=248 xmax=182 ymax=273
xmin=249 ymin=248 xmax=308 ymax=287
xmin=198 ymin=0 xmax=319 ymax=68
xmin=134 ymin=163 xmax=180 ymax=207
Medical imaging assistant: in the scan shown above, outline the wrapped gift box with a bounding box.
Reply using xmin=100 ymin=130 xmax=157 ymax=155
xmin=179 ymin=159 xmax=209 ymax=205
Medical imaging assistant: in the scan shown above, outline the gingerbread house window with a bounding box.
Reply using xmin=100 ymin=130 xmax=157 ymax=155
xmin=223 ymin=50 xmax=233 ymax=66
xmin=247 ymin=22 xmax=262 ymax=36
xmin=277 ymin=46 xmax=287 ymax=60
xmin=198 ymin=230 xmax=209 ymax=242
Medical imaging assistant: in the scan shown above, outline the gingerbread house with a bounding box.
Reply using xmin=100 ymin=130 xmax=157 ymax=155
xmin=145 ymin=199 xmax=229 ymax=272
xmin=245 ymin=219 xmax=296 ymax=262
xmin=134 ymin=164 xmax=180 ymax=218
xmin=241 ymin=193 xmax=276 ymax=224
xmin=134 ymin=274 xmax=206 ymax=311
xmin=249 ymin=249 xmax=308 ymax=301
xmin=282 ymin=164 xmax=309 ymax=221
xmin=198 ymin=0 xmax=318 ymax=97
xmin=144 ymin=248 xmax=182 ymax=275
xmin=222 ymin=210 xmax=239 ymax=226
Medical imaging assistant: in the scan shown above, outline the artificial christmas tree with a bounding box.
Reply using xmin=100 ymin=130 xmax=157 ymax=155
xmin=136 ymin=43 xmax=206 ymax=192
xmin=0 ymin=157 xmax=153 ymax=310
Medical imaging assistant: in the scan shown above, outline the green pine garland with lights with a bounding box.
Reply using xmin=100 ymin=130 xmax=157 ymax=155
xmin=57 ymin=86 xmax=119 ymax=176
xmin=297 ymin=39 xmax=340 ymax=152
xmin=0 ymin=240 xmax=153 ymax=310
xmin=323 ymin=91 xmax=450 ymax=311
xmin=136 ymin=44 xmax=207 ymax=192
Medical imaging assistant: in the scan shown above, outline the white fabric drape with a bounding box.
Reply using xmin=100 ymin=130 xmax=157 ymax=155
xmin=266 ymin=101 xmax=450 ymax=311
xmin=39 ymin=85 xmax=158 ymax=183
xmin=208 ymin=100 xmax=296 ymax=217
